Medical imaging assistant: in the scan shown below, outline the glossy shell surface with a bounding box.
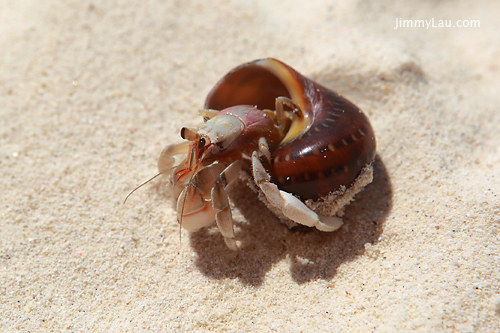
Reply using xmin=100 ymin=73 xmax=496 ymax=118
xmin=205 ymin=58 xmax=376 ymax=200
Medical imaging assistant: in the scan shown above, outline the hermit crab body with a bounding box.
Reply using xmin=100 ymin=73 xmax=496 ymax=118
xmin=159 ymin=58 xmax=376 ymax=250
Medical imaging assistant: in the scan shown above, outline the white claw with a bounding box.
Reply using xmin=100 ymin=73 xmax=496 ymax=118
xmin=224 ymin=237 xmax=238 ymax=251
xmin=279 ymin=190 xmax=318 ymax=227
xmin=315 ymin=215 xmax=343 ymax=232
xmin=158 ymin=141 xmax=190 ymax=173
xmin=280 ymin=191 xmax=343 ymax=231
xmin=260 ymin=183 xmax=285 ymax=209
xmin=252 ymin=150 xmax=343 ymax=231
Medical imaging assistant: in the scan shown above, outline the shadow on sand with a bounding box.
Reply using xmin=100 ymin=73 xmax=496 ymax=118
xmin=190 ymin=154 xmax=392 ymax=286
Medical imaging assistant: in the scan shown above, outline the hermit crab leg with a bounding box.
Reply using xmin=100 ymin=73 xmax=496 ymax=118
xmin=211 ymin=160 xmax=243 ymax=251
xmin=258 ymin=137 xmax=271 ymax=163
xmin=157 ymin=141 xmax=191 ymax=173
xmin=251 ymin=151 xmax=343 ymax=232
xmin=198 ymin=109 xmax=220 ymax=121
xmin=275 ymin=96 xmax=300 ymax=120
xmin=262 ymin=97 xmax=298 ymax=138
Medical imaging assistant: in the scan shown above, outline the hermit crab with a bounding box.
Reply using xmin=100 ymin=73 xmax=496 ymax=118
xmin=158 ymin=58 xmax=376 ymax=250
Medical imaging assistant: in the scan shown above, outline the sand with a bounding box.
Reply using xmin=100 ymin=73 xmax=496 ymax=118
xmin=1 ymin=0 xmax=499 ymax=331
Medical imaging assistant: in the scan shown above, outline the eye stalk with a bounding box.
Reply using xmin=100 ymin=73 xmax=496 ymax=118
xmin=180 ymin=127 xmax=211 ymax=150
xmin=180 ymin=127 xmax=199 ymax=141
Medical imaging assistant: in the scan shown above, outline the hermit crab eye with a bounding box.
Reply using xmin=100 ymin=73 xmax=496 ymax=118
xmin=198 ymin=137 xmax=206 ymax=149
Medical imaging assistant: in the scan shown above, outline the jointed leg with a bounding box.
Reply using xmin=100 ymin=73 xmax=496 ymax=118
xmin=199 ymin=109 xmax=220 ymax=121
xmin=211 ymin=160 xmax=243 ymax=250
xmin=258 ymin=137 xmax=271 ymax=163
xmin=251 ymin=151 xmax=343 ymax=232
xmin=274 ymin=97 xmax=302 ymax=135
xmin=276 ymin=96 xmax=301 ymax=118
xmin=158 ymin=141 xmax=191 ymax=173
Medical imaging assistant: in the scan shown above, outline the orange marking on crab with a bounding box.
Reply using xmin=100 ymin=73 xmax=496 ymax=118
xmin=156 ymin=58 xmax=376 ymax=250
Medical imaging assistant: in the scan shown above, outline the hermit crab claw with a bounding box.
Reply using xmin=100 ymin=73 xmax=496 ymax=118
xmin=157 ymin=141 xmax=190 ymax=174
xmin=152 ymin=58 xmax=376 ymax=251
xmin=176 ymin=185 xmax=218 ymax=231
xmin=176 ymin=163 xmax=226 ymax=231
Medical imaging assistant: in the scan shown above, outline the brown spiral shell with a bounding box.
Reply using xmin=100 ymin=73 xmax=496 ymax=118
xmin=205 ymin=58 xmax=376 ymax=200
